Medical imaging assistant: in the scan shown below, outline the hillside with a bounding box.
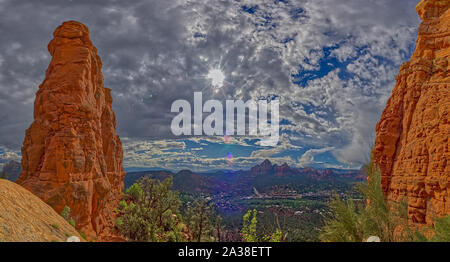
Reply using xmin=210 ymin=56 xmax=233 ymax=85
xmin=124 ymin=160 xmax=364 ymax=196
xmin=0 ymin=179 xmax=83 ymax=242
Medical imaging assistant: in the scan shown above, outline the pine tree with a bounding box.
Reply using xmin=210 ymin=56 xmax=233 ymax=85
xmin=116 ymin=177 xmax=184 ymax=242
xmin=184 ymin=199 xmax=219 ymax=242
xmin=242 ymin=209 xmax=283 ymax=242
xmin=242 ymin=209 xmax=258 ymax=242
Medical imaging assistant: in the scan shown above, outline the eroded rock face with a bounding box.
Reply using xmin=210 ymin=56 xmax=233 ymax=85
xmin=373 ymin=0 xmax=450 ymax=224
xmin=17 ymin=21 xmax=125 ymax=239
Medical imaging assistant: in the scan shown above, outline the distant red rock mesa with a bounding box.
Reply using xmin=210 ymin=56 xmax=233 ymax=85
xmin=17 ymin=21 xmax=125 ymax=240
xmin=373 ymin=0 xmax=450 ymax=225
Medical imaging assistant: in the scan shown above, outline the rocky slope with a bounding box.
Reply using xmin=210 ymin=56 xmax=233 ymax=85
xmin=0 ymin=180 xmax=82 ymax=242
xmin=17 ymin=21 xmax=125 ymax=240
xmin=373 ymin=0 xmax=450 ymax=224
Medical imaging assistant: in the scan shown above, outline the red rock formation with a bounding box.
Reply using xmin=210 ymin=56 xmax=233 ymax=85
xmin=17 ymin=21 xmax=125 ymax=240
xmin=373 ymin=0 xmax=450 ymax=225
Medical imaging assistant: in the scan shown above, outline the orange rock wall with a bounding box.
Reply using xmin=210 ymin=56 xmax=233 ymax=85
xmin=17 ymin=21 xmax=125 ymax=239
xmin=373 ymin=0 xmax=450 ymax=224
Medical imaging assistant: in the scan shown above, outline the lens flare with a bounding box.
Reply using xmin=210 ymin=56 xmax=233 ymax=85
xmin=226 ymin=152 xmax=233 ymax=166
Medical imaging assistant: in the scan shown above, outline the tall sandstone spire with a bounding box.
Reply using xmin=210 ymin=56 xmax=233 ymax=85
xmin=17 ymin=21 xmax=125 ymax=239
xmin=373 ymin=0 xmax=450 ymax=225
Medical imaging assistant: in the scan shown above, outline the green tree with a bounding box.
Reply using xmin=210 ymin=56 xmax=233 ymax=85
xmin=242 ymin=209 xmax=283 ymax=242
xmin=242 ymin=209 xmax=258 ymax=242
xmin=0 ymin=170 xmax=7 ymax=180
xmin=184 ymin=199 xmax=221 ymax=242
xmin=116 ymin=177 xmax=184 ymax=242
xmin=320 ymin=157 xmax=415 ymax=242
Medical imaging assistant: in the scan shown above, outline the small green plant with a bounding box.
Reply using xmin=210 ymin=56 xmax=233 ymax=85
xmin=264 ymin=229 xmax=283 ymax=242
xmin=68 ymin=218 xmax=75 ymax=227
xmin=51 ymin=224 xmax=60 ymax=230
xmin=429 ymin=215 xmax=450 ymax=241
xmin=79 ymin=231 xmax=87 ymax=240
xmin=61 ymin=206 xmax=76 ymax=227
xmin=116 ymin=177 xmax=185 ymax=242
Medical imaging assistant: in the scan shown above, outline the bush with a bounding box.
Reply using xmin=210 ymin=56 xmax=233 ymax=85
xmin=116 ymin=177 xmax=184 ymax=242
xmin=242 ymin=209 xmax=283 ymax=242
xmin=242 ymin=209 xmax=258 ymax=242
xmin=320 ymin=157 xmax=416 ymax=242
xmin=61 ymin=206 xmax=76 ymax=227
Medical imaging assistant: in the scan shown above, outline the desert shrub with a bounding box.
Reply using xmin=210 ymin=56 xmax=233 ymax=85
xmin=61 ymin=206 xmax=76 ymax=227
xmin=242 ymin=209 xmax=258 ymax=242
xmin=413 ymin=215 xmax=450 ymax=242
xmin=116 ymin=176 xmax=184 ymax=242
xmin=242 ymin=209 xmax=283 ymax=242
xmin=184 ymin=199 xmax=222 ymax=242
xmin=320 ymin=158 xmax=416 ymax=242
xmin=429 ymin=215 xmax=450 ymax=241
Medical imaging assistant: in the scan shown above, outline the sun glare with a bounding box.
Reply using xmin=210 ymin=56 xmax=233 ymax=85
xmin=206 ymin=68 xmax=225 ymax=88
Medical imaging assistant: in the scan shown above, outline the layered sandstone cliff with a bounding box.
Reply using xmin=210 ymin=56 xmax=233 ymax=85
xmin=373 ymin=0 xmax=450 ymax=224
xmin=17 ymin=21 xmax=125 ymax=240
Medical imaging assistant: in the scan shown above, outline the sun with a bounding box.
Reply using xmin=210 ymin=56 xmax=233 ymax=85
xmin=206 ymin=68 xmax=225 ymax=88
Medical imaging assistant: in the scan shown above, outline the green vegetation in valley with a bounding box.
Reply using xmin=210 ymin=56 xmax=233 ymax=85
xmin=116 ymin=177 xmax=185 ymax=242
xmin=242 ymin=209 xmax=283 ymax=242
xmin=184 ymin=199 xmax=223 ymax=242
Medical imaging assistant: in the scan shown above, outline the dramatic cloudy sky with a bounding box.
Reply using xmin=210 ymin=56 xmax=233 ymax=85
xmin=0 ymin=0 xmax=421 ymax=171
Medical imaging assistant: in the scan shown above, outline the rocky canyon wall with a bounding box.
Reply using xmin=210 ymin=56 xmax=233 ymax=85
xmin=373 ymin=0 xmax=450 ymax=224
